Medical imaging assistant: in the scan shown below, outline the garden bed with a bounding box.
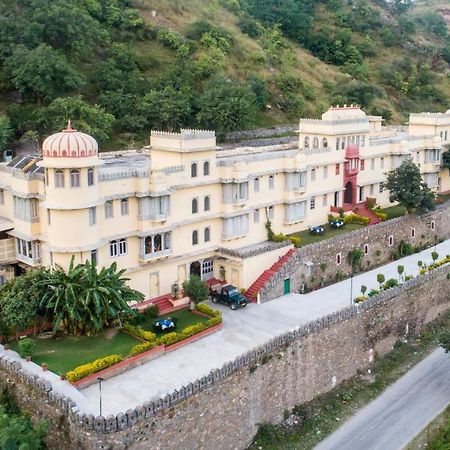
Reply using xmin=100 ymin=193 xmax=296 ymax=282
xmin=291 ymin=223 xmax=366 ymax=246
xmin=9 ymin=329 xmax=140 ymax=375
xmin=138 ymin=309 xmax=210 ymax=335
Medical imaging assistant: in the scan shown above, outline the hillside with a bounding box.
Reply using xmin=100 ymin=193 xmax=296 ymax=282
xmin=0 ymin=0 xmax=449 ymax=150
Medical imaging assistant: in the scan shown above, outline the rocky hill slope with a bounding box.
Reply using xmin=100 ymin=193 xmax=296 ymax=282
xmin=0 ymin=0 xmax=449 ymax=150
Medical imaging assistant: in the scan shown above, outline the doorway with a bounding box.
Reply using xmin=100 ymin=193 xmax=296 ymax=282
xmin=190 ymin=261 xmax=201 ymax=277
xmin=344 ymin=181 xmax=353 ymax=204
xmin=284 ymin=277 xmax=291 ymax=295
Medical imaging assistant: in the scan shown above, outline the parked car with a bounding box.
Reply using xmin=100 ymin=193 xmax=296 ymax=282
xmin=209 ymin=284 xmax=247 ymax=310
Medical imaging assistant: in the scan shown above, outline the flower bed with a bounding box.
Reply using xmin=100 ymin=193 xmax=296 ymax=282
xmin=67 ymin=305 xmax=222 ymax=385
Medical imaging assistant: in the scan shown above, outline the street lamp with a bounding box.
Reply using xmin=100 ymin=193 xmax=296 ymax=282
xmin=350 ymin=273 xmax=354 ymax=306
xmin=97 ymin=377 xmax=104 ymax=416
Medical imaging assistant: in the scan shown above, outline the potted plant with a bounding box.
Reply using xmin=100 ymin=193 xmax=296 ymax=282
xmin=41 ymin=363 xmax=48 ymax=372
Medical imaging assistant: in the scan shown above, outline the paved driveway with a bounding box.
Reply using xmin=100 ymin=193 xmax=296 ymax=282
xmin=315 ymin=348 xmax=450 ymax=450
xmin=81 ymin=240 xmax=450 ymax=416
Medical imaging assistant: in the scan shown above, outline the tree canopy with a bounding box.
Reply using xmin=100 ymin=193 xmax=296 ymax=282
xmin=385 ymin=160 xmax=436 ymax=213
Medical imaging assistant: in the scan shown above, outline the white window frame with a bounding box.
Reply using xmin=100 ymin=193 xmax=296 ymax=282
xmin=89 ymin=207 xmax=97 ymax=226
xmin=120 ymin=198 xmax=129 ymax=216
xmin=70 ymin=169 xmax=80 ymax=188
xmin=87 ymin=168 xmax=95 ymax=186
xmin=105 ymin=200 xmax=114 ymax=219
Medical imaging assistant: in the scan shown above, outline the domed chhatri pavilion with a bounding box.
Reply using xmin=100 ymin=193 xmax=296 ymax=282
xmin=0 ymin=107 xmax=448 ymax=301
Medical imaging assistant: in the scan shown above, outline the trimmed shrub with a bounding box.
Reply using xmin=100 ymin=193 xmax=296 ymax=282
xmin=368 ymin=289 xmax=379 ymax=297
xmin=131 ymin=341 xmax=159 ymax=356
xmin=344 ymin=213 xmax=370 ymax=225
xmin=272 ymin=233 xmax=289 ymax=242
xmin=373 ymin=210 xmax=387 ymax=221
xmin=196 ymin=303 xmax=221 ymax=317
xmin=66 ymin=354 xmax=123 ymax=382
xmin=383 ymin=278 xmax=398 ymax=289
xmin=123 ymin=323 xmax=158 ymax=343
xmin=289 ymin=236 xmax=301 ymax=247
xmin=398 ymin=240 xmax=414 ymax=256
xmin=158 ymin=332 xmax=179 ymax=346
xmin=143 ymin=304 xmax=159 ymax=319
xmin=365 ymin=197 xmax=376 ymax=209
xmin=18 ymin=338 xmax=35 ymax=358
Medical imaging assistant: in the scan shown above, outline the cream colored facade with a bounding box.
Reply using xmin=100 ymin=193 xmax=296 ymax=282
xmin=0 ymin=106 xmax=449 ymax=297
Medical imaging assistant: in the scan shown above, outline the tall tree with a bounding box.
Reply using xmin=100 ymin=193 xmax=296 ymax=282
xmin=38 ymin=96 xmax=115 ymax=143
xmin=0 ymin=115 xmax=13 ymax=150
xmin=39 ymin=258 xmax=143 ymax=335
xmin=4 ymin=44 xmax=84 ymax=103
xmin=385 ymin=160 xmax=436 ymax=213
xmin=196 ymin=77 xmax=257 ymax=137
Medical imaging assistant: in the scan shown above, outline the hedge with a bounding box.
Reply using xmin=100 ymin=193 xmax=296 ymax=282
xmin=131 ymin=341 xmax=159 ymax=356
xmin=196 ymin=304 xmax=221 ymax=317
xmin=344 ymin=213 xmax=370 ymax=225
xmin=66 ymin=354 xmax=123 ymax=382
xmin=123 ymin=323 xmax=158 ymax=343
xmin=372 ymin=209 xmax=387 ymax=221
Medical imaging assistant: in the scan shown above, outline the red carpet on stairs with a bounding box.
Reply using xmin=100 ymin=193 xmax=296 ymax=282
xmin=353 ymin=204 xmax=381 ymax=225
xmin=244 ymin=248 xmax=295 ymax=302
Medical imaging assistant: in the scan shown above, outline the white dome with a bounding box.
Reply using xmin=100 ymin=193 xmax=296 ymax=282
xmin=42 ymin=121 xmax=98 ymax=158
xmin=322 ymin=105 xmax=367 ymax=121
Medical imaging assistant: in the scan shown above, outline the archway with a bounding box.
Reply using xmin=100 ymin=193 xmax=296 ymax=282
xmin=344 ymin=181 xmax=353 ymax=204
xmin=190 ymin=261 xmax=201 ymax=278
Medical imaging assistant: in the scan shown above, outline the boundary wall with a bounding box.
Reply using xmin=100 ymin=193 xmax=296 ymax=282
xmin=1 ymin=263 xmax=449 ymax=449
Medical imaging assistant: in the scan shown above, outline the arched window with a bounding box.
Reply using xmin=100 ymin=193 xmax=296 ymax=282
xmin=144 ymin=236 xmax=152 ymax=254
xmin=411 ymin=228 xmax=415 ymax=238
xmin=191 ymin=162 xmax=197 ymax=178
xmin=204 ymin=196 xmax=210 ymax=211
xmin=192 ymin=198 xmax=198 ymax=214
xmin=336 ymin=253 xmax=341 ymax=265
xmin=203 ymin=161 xmax=210 ymax=176
xmin=336 ymin=137 xmax=340 ymax=150
xmin=268 ymin=175 xmax=274 ymax=189
xmin=153 ymin=234 xmax=162 ymax=252
xmin=204 ymin=227 xmax=210 ymax=242
xmin=70 ymin=169 xmax=80 ymax=188
xmin=55 ymin=169 xmax=64 ymax=188
xmin=313 ymin=137 xmax=319 ymax=148
xmin=364 ymin=244 xmax=369 ymax=255
xmin=322 ymin=138 xmax=328 ymax=148
xmin=388 ymin=235 xmax=394 ymax=247
xmin=87 ymin=168 xmax=94 ymax=186
xmin=304 ymin=137 xmax=310 ymax=148
xmin=192 ymin=230 xmax=198 ymax=245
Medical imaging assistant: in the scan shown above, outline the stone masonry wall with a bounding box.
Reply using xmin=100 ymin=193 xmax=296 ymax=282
xmin=260 ymin=201 xmax=450 ymax=302
xmin=1 ymin=264 xmax=449 ymax=450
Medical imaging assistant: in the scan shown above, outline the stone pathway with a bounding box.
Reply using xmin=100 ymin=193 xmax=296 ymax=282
xmin=80 ymin=239 xmax=450 ymax=416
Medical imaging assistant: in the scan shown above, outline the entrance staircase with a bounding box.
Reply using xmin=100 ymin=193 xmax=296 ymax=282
xmin=353 ymin=203 xmax=381 ymax=225
xmin=244 ymin=248 xmax=296 ymax=302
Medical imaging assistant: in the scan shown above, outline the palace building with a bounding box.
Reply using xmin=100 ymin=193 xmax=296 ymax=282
xmin=0 ymin=106 xmax=448 ymax=300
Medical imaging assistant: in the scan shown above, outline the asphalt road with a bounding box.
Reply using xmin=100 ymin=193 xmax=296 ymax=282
xmin=315 ymin=348 xmax=450 ymax=450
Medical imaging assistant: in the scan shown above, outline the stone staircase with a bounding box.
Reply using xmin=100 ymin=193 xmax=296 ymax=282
xmin=244 ymin=248 xmax=296 ymax=302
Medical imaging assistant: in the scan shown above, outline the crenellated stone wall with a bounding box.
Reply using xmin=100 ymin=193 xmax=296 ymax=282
xmin=259 ymin=201 xmax=450 ymax=302
xmin=1 ymin=263 xmax=449 ymax=450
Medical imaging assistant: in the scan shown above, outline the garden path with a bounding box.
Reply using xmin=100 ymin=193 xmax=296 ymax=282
xmin=79 ymin=239 xmax=450 ymax=415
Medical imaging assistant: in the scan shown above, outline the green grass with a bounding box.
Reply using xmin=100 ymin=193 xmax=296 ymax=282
xmin=291 ymin=223 xmax=366 ymax=246
xmin=437 ymin=193 xmax=450 ymax=204
xmin=10 ymin=330 xmax=140 ymax=375
xmin=381 ymin=204 xmax=407 ymax=219
xmin=249 ymin=311 xmax=450 ymax=450
xmin=140 ymin=308 xmax=210 ymax=335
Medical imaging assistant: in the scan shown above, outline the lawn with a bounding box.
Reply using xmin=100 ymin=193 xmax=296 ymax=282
xmin=10 ymin=330 xmax=140 ymax=375
xmin=437 ymin=193 xmax=450 ymax=203
xmin=380 ymin=204 xmax=406 ymax=219
xmin=291 ymin=223 xmax=366 ymax=246
xmin=140 ymin=308 xmax=210 ymax=335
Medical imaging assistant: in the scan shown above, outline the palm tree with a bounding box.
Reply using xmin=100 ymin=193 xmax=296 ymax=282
xmin=40 ymin=257 xmax=143 ymax=335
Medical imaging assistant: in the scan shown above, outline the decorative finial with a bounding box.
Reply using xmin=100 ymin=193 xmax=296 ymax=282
xmin=64 ymin=120 xmax=74 ymax=132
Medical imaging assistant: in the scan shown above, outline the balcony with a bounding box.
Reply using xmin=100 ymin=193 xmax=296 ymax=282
xmin=139 ymin=248 xmax=172 ymax=262
xmin=16 ymin=253 xmax=41 ymax=266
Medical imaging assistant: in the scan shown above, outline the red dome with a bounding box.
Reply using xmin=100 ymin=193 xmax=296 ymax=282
xmin=42 ymin=121 xmax=98 ymax=158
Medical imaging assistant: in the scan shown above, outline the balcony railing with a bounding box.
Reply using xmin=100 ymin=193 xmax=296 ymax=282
xmin=139 ymin=249 xmax=172 ymax=261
